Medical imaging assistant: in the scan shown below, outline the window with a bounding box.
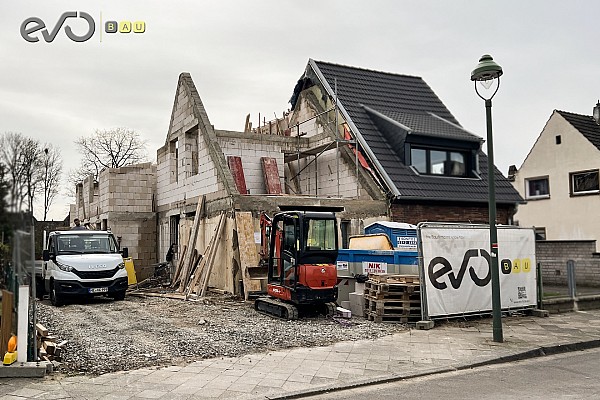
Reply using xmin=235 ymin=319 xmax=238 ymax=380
xmin=534 ymin=227 xmax=546 ymax=240
xmin=570 ymin=170 xmax=599 ymax=195
xmin=526 ymin=177 xmax=549 ymax=199
xmin=56 ymin=234 xmax=118 ymax=255
xmin=410 ymin=147 xmax=468 ymax=177
xmin=169 ymin=214 xmax=180 ymax=250
xmin=304 ymin=219 xmax=336 ymax=251
xmin=555 ymin=135 xmax=561 ymax=145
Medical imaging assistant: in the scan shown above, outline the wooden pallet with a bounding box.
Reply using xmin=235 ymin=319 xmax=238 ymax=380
xmin=364 ymin=281 xmax=420 ymax=295
xmin=368 ymin=274 xmax=419 ymax=284
xmin=364 ymin=297 xmax=421 ymax=317
xmin=365 ymin=312 xmax=421 ymax=324
xmin=364 ymin=276 xmax=422 ymax=323
xmin=364 ymin=289 xmax=421 ymax=301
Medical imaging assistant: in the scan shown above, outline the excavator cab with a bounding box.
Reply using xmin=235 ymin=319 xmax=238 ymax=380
xmin=256 ymin=207 xmax=341 ymax=319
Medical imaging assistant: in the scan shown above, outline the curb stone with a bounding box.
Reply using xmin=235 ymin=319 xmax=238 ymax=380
xmin=262 ymin=340 xmax=600 ymax=400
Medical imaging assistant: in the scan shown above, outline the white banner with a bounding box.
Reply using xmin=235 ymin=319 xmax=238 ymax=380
xmin=420 ymin=226 xmax=537 ymax=317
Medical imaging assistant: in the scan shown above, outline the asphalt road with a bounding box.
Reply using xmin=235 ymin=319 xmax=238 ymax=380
xmin=306 ymin=348 xmax=600 ymax=400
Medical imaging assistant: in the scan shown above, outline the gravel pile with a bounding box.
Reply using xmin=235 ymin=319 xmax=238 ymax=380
xmin=36 ymin=294 xmax=408 ymax=376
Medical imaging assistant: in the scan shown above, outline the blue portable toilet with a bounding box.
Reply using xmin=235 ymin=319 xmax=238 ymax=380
xmin=364 ymin=221 xmax=418 ymax=252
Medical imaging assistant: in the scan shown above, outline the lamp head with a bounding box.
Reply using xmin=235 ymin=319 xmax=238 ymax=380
xmin=471 ymin=54 xmax=503 ymax=82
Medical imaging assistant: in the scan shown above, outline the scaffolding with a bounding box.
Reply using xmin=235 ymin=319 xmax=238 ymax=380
xmin=283 ymin=80 xmax=361 ymax=199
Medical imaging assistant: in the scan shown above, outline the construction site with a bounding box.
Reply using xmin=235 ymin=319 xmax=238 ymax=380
xmin=5 ymin=59 xmax=596 ymax=382
xmin=72 ymin=59 xmax=523 ymax=302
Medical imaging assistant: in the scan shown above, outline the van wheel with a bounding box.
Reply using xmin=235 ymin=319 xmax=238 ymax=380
xmin=50 ymin=281 xmax=64 ymax=307
xmin=112 ymin=290 xmax=126 ymax=301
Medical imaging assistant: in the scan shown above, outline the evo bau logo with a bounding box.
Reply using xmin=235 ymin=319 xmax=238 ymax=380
xmin=20 ymin=11 xmax=146 ymax=43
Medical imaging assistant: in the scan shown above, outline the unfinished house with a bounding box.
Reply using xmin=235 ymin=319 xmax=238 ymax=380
xmin=156 ymin=73 xmax=388 ymax=297
xmin=72 ymin=163 xmax=157 ymax=280
xmin=156 ymin=59 xmax=523 ymax=297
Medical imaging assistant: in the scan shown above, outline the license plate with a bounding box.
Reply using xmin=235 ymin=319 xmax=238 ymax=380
xmin=89 ymin=287 xmax=108 ymax=294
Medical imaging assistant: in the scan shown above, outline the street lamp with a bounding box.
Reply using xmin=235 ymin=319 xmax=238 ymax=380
xmin=471 ymin=54 xmax=504 ymax=343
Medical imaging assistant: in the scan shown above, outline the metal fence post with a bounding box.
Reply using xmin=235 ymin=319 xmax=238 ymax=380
xmin=567 ymin=259 xmax=576 ymax=299
xmin=536 ymin=262 xmax=543 ymax=308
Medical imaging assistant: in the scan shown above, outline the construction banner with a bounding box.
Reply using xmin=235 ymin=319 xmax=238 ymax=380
xmin=418 ymin=224 xmax=537 ymax=318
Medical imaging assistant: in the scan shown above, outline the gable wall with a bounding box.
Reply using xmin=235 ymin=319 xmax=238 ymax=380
xmin=513 ymin=113 xmax=600 ymax=248
xmin=156 ymin=79 xmax=225 ymax=210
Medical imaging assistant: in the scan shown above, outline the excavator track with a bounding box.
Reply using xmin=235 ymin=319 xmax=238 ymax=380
xmin=255 ymin=297 xmax=299 ymax=320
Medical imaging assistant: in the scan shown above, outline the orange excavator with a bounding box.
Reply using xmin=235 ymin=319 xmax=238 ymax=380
xmin=254 ymin=206 xmax=342 ymax=319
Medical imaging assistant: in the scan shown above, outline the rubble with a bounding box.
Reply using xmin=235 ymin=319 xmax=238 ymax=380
xmin=36 ymin=294 xmax=408 ymax=376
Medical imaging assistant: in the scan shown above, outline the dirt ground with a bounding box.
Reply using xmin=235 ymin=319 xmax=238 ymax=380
xmin=36 ymin=292 xmax=409 ymax=376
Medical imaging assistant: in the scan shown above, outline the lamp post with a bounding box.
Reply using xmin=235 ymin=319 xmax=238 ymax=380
xmin=471 ymin=54 xmax=504 ymax=343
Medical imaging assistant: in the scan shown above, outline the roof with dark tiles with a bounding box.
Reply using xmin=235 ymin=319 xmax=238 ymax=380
xmin=556 ymin=110 xmax=600 ymax=151
xmin=310 ymin=60 xmax=523 ymax=204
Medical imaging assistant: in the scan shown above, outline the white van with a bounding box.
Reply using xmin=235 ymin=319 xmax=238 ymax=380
xmin=42 ymin=230 xmax=129 ymax=306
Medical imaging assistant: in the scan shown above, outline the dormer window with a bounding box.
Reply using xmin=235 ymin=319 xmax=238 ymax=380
xmin=410 ymin=147 xmax=468 ymax=177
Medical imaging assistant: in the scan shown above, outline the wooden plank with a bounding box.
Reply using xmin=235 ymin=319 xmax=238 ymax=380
xmin=177 ymin=196 xmax=205 ymax=292
xmin=261 ymin=157 xmax=282 ymax=194
xmin=234 ymin=212 xmax=263 ymax=300
xmin=36 ymin=323 xmax=49 ymax=337
xmin=188 ymin=213 xmax=224 ymax=296
xmin=227 ymin=156 xmax=248 ymax=194
xmin=128 ymin=291 xmax=188 ymax=300
xmin=200 ymin=212 xmax=227 ymax=297
xmin=1 ymin=290 xmax=14 ymax=356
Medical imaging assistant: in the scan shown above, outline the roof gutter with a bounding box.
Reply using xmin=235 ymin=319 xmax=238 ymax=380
xmin=308 ymin=59 xmax=401 ymax=198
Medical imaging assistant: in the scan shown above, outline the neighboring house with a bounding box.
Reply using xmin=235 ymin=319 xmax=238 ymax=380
xmin=293 ymin=60 xmax=523 ymax=224
xmin=72 ymin=163 xmax=157 ymax=279
xmin=511 ymin=103 xmax=600 ymax=246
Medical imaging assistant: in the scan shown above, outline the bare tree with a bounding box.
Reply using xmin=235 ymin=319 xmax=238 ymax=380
xmin=0 ymin=132 xmax=27 ymax=211
xmin=73 ymin=127 xmax=148 ymax=182
xmin=39 ymin=145 xmax=63 ymax=220
xmin=21 ymin=137 xmax=43 ymax=213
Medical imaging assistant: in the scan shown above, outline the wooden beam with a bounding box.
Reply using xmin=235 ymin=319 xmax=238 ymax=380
xmin=234 ymin=212 xmax=263 ymax=300
xmin=200 ymin=212 xmax=227 ymax=297
xmin=177 ymin=196 xmax=205 ymax=292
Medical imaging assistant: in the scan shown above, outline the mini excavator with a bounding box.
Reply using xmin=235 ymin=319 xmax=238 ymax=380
xmin=254 ymin=206 xmax=342 ymax=319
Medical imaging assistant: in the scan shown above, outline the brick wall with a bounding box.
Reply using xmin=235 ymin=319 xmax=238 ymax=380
xmin=390 ymin=202 xmax=515 ymax=225
xmin=536 ymin=240 xmax=600 ymax=287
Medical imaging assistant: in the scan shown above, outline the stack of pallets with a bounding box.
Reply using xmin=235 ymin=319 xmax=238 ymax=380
xmin=364 ymin=274 xmax=421 ymax=323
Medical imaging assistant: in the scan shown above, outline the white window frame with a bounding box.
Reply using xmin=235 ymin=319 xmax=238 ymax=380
xmin=525 ymin=176 xmax=550 ymax=199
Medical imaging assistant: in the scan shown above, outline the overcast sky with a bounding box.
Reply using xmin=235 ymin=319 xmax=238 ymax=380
xmin=1 ymin=1 xmax=599 ymax=220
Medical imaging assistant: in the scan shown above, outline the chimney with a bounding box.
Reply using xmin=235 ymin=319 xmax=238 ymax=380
xmin=594 ymin=100 xmax=600 ymax=124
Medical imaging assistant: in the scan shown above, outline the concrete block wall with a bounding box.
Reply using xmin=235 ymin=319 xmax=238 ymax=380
xmin=294 ymin=149 xmax=368 ymax=199
xmin=536 ymin=240 xmax=600 ymax=287
xmin=156 ymin=79 xmax=224 ymax=208
xmin=108 ymin=212 xmax=157 ymax=281
xmin=218 ymin=136 xmax=285 ymax=195
xmin=97 ymin=163 xmax=156 ymax=214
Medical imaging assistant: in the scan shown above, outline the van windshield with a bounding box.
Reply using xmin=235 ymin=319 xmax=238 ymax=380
xmin=55 ymin=234 xmax=119 ymax=255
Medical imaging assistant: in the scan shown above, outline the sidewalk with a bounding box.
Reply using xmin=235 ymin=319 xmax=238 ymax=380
xmin=2 ymin=310 xmax=599 ymax=400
